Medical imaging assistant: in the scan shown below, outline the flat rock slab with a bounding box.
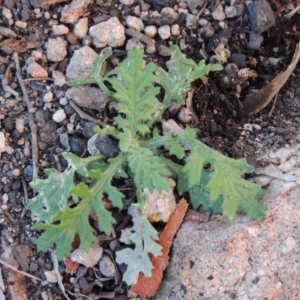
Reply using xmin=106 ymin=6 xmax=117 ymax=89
xmin=156 ymin=145 xmax=300 ymax=299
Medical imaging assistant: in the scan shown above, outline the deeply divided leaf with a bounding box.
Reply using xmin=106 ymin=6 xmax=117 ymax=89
xmin=116 ymin=205 xmax=162 ymax=286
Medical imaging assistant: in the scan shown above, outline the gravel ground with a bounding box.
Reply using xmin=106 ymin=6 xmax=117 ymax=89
xmin=1 ymin=0 xmax=300 ymax=298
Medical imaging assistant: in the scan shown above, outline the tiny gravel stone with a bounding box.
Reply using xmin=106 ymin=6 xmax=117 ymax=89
xmin=78 ymin=277 xmax=89 ymax=290
xmin=60 ymin=0 xmax=92 ymax=24
xmin=247 ymin=0 xmax=275 ymax=33
xmin=171 ymin=24 xmax=180 ymax=36
xmin=248 ymin=32 xmax=263 ymax=50
xmin=52 ymin=109 xmax=66 ymax=123
xmin=27 ymin=62 xmax=48 ymax=78
xmin=158 ymin=45 xmax=171 ymax=57
xmin=2 ymin=7 xmax=13 ymax=20
xmin=52 ymin=70 xmax=66 ymax=87
xmin=212 ymin=4 xmax=226 ymax=21
xmin=15 ymin=20 xmax=28 ymax=28
xmin=31 ymin=50 xmax=43 ymax=60
xmin=252 ymin=124 xmax=262 ymax=130
xmin=120 ymin=0 xmax=134 ymax=5
xmin=87 ymin=134 xmax=119 ymax=157
xmin=134 ymin=5 xmax=140 ymax=16
xmin=65 ymin=86 xmax=109 ymax=111
xmin=126 ymin=38 xmax=145 ymax=51
xmin=89 ymin=17 xmax=125 ymax=48
xmin=161 ymin=7 xmax=178 ymax=21
xmin=187 ymin=0 xmax=205 ymax=12
xmin=43 ymin=92 xmax=53 ymax=102
xmin=66 ymin=46 xmax=98 ymax=80
xmin=71 ymin=244 xmax=103 ymax=268
xmin=44 ymin=270 xmax=57 ymax=283
xmin=158 ymin=25 xmax=171 ymax=40
xmin=199 ymin=18 xmax=208 ymax=27
xmin=230 ymin=53 xmax=246 ymax=67
xmin=46 ymin=37 xmax=67 ymax=62
xmin=225 ymin=6 xmax=237 ymax=18
xmin=144 ymin=25 xmax=157 ymax=38
xmin=52 ymin=24 xmax=69 ymax=35
xmin=29 ymin=262 xmax=39 ymax=272
xmin=15 ymin=118 xmax=25 ymax=133
xmin=13 ymin=169 xmax=20 ymax=176
xmin=186 ymin=14 xmax=197 ymax=29
xmin=126 ymin=16 xmax=144 ymax=32
xmin=73 ymin=17 xmax=88 ymax=38
xmin=59 ymin=97 xmax=68 ymax=105
xmin=243 ymin=123 xmax=253 ymax=132
xmin=146 ymin=44 xmax=156 ymax=54
xmin=12 ymin=180 xmax=21 ymax=190
xmin=69 ymin=133 xmax=87 ymax=156
xmin=99 ymin=256 xmax=115 ymax=278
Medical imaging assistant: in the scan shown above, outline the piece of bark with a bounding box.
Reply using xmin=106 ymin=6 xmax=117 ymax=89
xmin=239 ymin=42 xmax=300 ymax=116
xmin=130 ymin=199 xmax=188 ymax=297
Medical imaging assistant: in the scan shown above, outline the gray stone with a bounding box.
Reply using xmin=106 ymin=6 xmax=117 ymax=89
xmin=89 ymin=17 xmax=125 ymax=48
xmin=161 ymin=7 xmax=178 ymax=22
xmin=65 ymin=86 xmax=109 ymax=111
xmin=187 ymin=0 xmax=205 ymax=12
xmin=126 ymin=38 xmax=145 ymax=51
xmin=52 ymin=70 xmax=66 ymax=87
xmin=65 ymin=46 xmax=98 ymax=80
xmin=247 ymin=0 xmax=275 ymax=33
xmin=46 ymin=37 xmax=67 ymax=62
xmin=126 ymin=16 xmax=144 ymax=32
xmin=156 ymin=144 xmax=300 ymax=299
xmin=158 ymin=25 xmax=171 ymax=40
xmin=212 ymin=4 xmax=226 ymax=21
xmin=99 ymin=256 xmax=116 ymax=278
xmin=87 ymin=134 xmax=119 ymax=158
xmin=158 ymin=45 xmax=172 ymax=57
xmin=248 ymin=32 xmax=263 ymax=50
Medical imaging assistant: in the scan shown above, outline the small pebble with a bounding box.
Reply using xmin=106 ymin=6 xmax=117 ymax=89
xmin=44 ymin=270 xmax=57 ymax=283
xmin=225 ymin=6 xmax=237 ymax=18
xmin=126 ymin=16 xmax=144 ymax=32
xmin=52 ymin=70 xmax=66 ymax=87
xmin=126 ymin=38 xmax=144 ymax=51
xmin=99 ymin=256 xmax=115 ymax=278
xmin=15 ymin=21 xmax=28 ymax=29
xmin=171 ymin=24 xmax=180 ymax=36
xmin=43 ymin=92 xmax=54 ymax=102
xmin=52 ymin=109 xmax=66 ymax=123
xmin=73 ymin=18 xmax=88 ymax=38
xmin=12 ymin=180 xmax=21 ymax=190
xmin=158 ymin=25 xmax=171 ymax=40
xmin=27 ymin=62 xmax=48 ymax=78
xmin=52 ymin=24 xmax=69 ymax=35
xmin=212 ymin=4 xmax=226 ymax=21
xmin=13 ymin=169 xmax=20 ymax=177
xmin=144 ymin=25 xmax=157 ymax=38
xmin=15 ymin=118 xmax=25 ymax=133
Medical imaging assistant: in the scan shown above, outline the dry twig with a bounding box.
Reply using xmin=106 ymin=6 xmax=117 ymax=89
xmin=0 ymin=257 xmax=42 ymax=281
xmin=239 ymin=42 xmax=300 ymax=116
xmin=69 ymin=100 xmax=108 ymax=128
xmin=13 ymin=52 xmax=39 ymax=178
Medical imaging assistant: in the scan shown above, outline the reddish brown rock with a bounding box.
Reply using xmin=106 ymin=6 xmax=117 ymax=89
xmin=60 ymin=0 xmax=92 ymax=24
xmin=27 ymin=62 xmax=48 ymax=78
